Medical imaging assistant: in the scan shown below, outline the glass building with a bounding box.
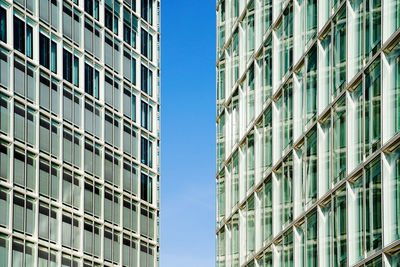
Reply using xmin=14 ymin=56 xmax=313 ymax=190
xmin=216 ymin=0 xmax=400 ymax=266
xmin=0 ymin=0 xmax=160 ymax=266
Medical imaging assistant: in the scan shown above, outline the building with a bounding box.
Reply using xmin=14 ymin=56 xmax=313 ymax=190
xmin=0 ymin=0 xmax=160 ymax=266
xmin=216 ymin=0 xmax=400 ymax=266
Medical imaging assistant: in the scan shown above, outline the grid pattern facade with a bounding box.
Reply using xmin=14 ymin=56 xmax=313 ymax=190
xmin=216 ymin=0 xmax=400 ymax=266
xmin=0 ymin=0 xmax=160 ymax=266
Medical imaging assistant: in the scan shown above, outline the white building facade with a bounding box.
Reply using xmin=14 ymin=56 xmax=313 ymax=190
xmin=0 ymin=0 xmax=161 ymax=266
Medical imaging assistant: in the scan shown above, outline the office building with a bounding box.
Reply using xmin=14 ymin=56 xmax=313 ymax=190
xmin=216 ymin=0 xmax=400 ymax=266
xmin=0 ymin=0 xmax=160 ymax=266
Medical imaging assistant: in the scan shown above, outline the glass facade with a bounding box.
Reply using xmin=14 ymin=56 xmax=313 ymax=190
xmin=0 ymin=0 xmax=160 ymax=266
xmin=216 ymin=0 xmax=400 ymax=266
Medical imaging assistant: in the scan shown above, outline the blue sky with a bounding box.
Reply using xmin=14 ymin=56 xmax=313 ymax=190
xmin=160 ymin=0 xmax=216 ymax=266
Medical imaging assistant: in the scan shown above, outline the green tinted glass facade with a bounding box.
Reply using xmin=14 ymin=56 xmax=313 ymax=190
xmin=216 ymin=0 xmax=400 ymax=266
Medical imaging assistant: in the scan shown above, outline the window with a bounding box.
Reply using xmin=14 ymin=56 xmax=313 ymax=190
xmin=105 ymin=72 xmax=121 ymax=109
xmin=50 ymin=80 xmax=60 ymax=115
xmin=39 ymin=0 xmax=50 ymax=23
xmin=73 ymin=92 xmax=82 ymax=128
xmin=140 ymin=208 xmax=155 ymax=240
xmin=0 ymin=48 xmax=9 ymax=88
xmin=105 ymin=0 xmax=120 ymax=34
xmin=305 ymin=129 xmax=317 ymax=208
xmin=62 ymin=170 xmax=72 ymax=205
xmin=84 ymin=181 xmax=101 ymax=217
xmin=263 ymin=178 xmax=272 ymax=242
xmin=140 ymin=173 xmax=152 ymax=204
xmin=12 ymin=239 xmax=34 ymax=267
xmin=51 ymin=0 xmax=59 ymax=30
xmin=104 ymin=228 xmax=120 ymax=264
xmin=123 ymin=122 xmax=138 ymax=158
xmin=0 ymin=234 xmax=8 ymax=267
xmin=83 ymin=220 xmax=101 ymax=257
xmin=39 ymin=73 xmax=50 ymax=110
xmin=62 ymin=3 xmax=81 ymax=44
xmin=62 ymin=213 xmax=80 ymax=250
xmin=84 ymin=18 xmax=93 ymax=54
xmin=84 ymin=63 xmax=99 ymax=99
xmin=104 ymin=35 xmax=121 ymax=72
xmin=123 ymin=8 xmax=138 ymax=48
xmin=62 ymin=214 xmax=72 ymax=247
xmin=123 ymin=49 xmax=136 ymax=83
xmin=140 ymin=29 xmax=153 ymax=60
xmin=277 ymin=80 xmax=293 ymax=153
xmin=63 ymin=49 xmax=79 ymax=86
xmin=332 ymin=7 xmax=346 ymax=97
xmin=123 ymin=160 xmax=138 ymax=196
xmin=39 ymin=116 xmax=50 ymax=153
xmin=62 ymin=169 xmax=81 ymax=208
xmin=140 ymin=137 xmax=152 ymax=167
xmin=246 ymin=65 xmax=255 ymax=125
xmin=0 ymin=187 xmax=9 ymax=227
xmin=275 ymin=4 xmax=293 ymax=84
xmin=140 ymin=244 xmax=154 ymax=267
xmin=0 ymin=141 xmax=10 ymax=181
xmin=50 ymin=164 xmax=60 ymax=200
xmin=333 ymin=96 xmax=346 ymax=184
xmin=246 ymin=136 xmax=254 ymax=190
xmin=141 ymin=0 xmax=153 ymax=25
xmin=141 ymin=65 xmax=152 ymax=95
xmin=105 ymin=151 xmax=121 ymax=187
xmin=73 ymin=132 xmax=82 ymax=168
xmin=296 ymin=46 xmax=317 ymax=133
xmin=84 ymin=0 xmax=100 ymax=20
xmin=123 ymin=86 xmax=136 ymax=120
xmin=14 ymin=104 xmax=36 ymax=147
xmin=123 ymin=236 xmax=138 ymax=267
xmin=14 ymin=103 xmax=25 ymax=142
xmin=365 ymin=158 xmax=382 ymax=253
xmin=105 ymin=111 xmax=121 ymax=148
xmin=0 ymin=7 xmax=6 ymax=43
xmin=14 ymin=16 xmax=33 ymax=58
xmin=333 ymin=186 xmax=347 ymax=266
xmin=277 ymin=154 xmax=293 ymax=229
xmin=38 ymin=159 xmax=50 ymax=197
xmin=51 ymin=41 xmax=57 ymax=73
xmin=38 ymin=202 xmax=50 ymax=239
xmin=13 ymin=194 xmax=36 ymax=235
xmin=84 ymin=99 xmax=102 ymax=139
xmin=141 ymin=101 xmax=153 ymax=131
xmin=14 ymin=58 xmax=36 ymax=102
xmin=123 ymin=198 xmax=138 ymax=231
xmin=104 ymin=189 xmax=120 ymax=225
xmin=245 ymin=2 xmax=254 ymax=60
xmin=0 ymin=93 xmax=10 ymax=135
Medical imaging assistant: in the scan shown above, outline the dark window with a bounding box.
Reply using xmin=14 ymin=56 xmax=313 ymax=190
xmin=141 ymin=0 xmax=152 ymax=25
xmin=63 ymin=49 xmax=72 ymax=83
xmin=13 ymin=16 xmax=25 ymax=54
xmin=141 ymin=65 xmax=152 ymax=96
xmin=85 ymin=64 xmax=93 ymax=96
xmin=0 ymin=7 xmax=6 ymax=43
xmin=141 ymin=173 xmax=147 ymax=201
xmin=39 ymin=34 xmax=50 ymax=69
xmin=141 ymin=65 xmax=148 ymax=94
xmin=84 ymin=0 xmax=93 ymax=16
xmin=140 ymin=29 xmax=148 ymax=58
xmin=84 ymin=63 xmax=99 ymax=99
xmin=140 ymin=137 xmax=153 ymax=168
